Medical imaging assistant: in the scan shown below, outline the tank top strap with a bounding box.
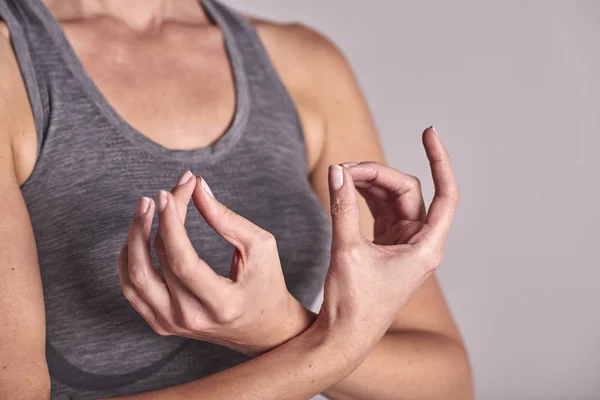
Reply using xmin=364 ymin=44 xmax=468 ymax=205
xmin=0 ymin=0 xmax=52 ymax=160
xmin=2 ymin=0 xmax=307 ymax=171
xmin=204 ymin=0 xmax=309 ymax=170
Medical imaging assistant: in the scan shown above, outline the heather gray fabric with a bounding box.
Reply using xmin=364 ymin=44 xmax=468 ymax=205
xmin=0 ymin=0 xmax=332 ymax=398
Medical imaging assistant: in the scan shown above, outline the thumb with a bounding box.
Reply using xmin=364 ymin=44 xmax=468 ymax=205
xmin=328 ymin=165 xmax=361 ymax=246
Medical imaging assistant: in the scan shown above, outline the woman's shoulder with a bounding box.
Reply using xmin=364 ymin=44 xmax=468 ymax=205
xmin=243 ymin=14 xmax=352 ymax=89
xmin=238 ymin=14 xmax=362 ymax=171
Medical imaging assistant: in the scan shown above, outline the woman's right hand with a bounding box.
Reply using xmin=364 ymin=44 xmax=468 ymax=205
xmin=316 ymin=126 xmax=460 ymax=359
xmin=117 ymin=172 xmax=315 ymax=357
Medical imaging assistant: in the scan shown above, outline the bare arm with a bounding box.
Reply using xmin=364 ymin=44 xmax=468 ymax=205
xmin=256 ymin=22 xmax=473 ymax=400
xmin=0 ymin=24 xmax=51 ymax=400
xmin=1 ymin=24 xmax=350 ymax=400
xmin=108 ymin=134 xmax=467 ymax=400
xmin=106 ymin=324 xmax=354 ymax=400
xmin=309 ymin=28 xmax=472 ymax=400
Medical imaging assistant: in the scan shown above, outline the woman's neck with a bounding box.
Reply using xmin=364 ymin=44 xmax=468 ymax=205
xmin=42 ymin=0 xmax=209 ymax=32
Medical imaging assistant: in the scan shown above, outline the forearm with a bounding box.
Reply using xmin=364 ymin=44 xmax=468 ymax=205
xmin=105 ymin=324 xmax=357 ymax=400
xmin=323 ymin=331 xmax=473 ymax=400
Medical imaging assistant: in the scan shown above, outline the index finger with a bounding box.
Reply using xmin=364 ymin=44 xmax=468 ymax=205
xmin=343 ymin=162 xmax=425 ymax=222
xmin=422 ymin=126 xmax=460 ymax=242
xmin=156 ymin=190 xmax=232 ymax=308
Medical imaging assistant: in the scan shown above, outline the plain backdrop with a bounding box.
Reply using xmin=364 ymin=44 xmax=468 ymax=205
xmin=223 ymin=1 xmax=600 ymax=399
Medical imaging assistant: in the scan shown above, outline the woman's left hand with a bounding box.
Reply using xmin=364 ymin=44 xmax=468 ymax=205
xmin=118 ymin=172 xmax=314 ymax=356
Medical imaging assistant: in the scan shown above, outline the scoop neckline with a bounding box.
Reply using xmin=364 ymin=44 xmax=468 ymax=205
xmin=29 ymin=0 xmax=251 ymax=163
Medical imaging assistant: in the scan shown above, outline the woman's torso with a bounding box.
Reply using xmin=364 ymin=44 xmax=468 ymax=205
xmin=0 ymin=0 xmax=331 ymax=398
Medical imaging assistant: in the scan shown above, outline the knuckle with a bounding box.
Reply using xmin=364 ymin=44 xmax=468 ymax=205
xmin=359 ymin=161 xmax=380 ymax=169
xmin=408 ymin=174 xmax=422 ymax=189
xmin=152 ymin=326 xmax=172 ymax=337
xmin=257 ymin=230 xmax=277 ymax=249
xmin=171 ymin=259 xmax=191 ymax=279
xmin=178 ymin=309 xmax=205 ymax=332
xmin=247 ymin=230 xmax=277 ymax=254
xmin=121 ymin=286 xmax=137 ymax=303
xmin=128 ymin=263 xmax=146 ymax=288
xmin=334 ymin=244 xmax=362 ymax=265
xmin=449 ymin=187 xmax=461 ymax=203
xmin=354 ymin=162 xmax=380 ymax=180
xmin=416 ymin=244 xmax=444 ymax=272
xmin=214 ymin=299 xmax=242 ymax=324
xmin=221 ymin=205 xmax=234 ymax=218
xmin=331 ymin=198 xmax=354 ymax=216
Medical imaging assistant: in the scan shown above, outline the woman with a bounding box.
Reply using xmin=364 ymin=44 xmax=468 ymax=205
xmin=0 ymin=0 xmax=472 ymax=398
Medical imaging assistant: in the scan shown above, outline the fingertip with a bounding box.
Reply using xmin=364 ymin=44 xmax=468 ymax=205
xmin=423 ymin=126 xmax=447 ymax=155
xmin=200 ymin=177 xmax=215 ymax=198
xmin=176 ymin=170 xmax=193 ymax=187
xmin=171 ymin=171 xmax=197 ymax=202
xmin=147 ymin=197 xmax=156 ymax=211
xmin=136 ymin=197 xmax=151 ymax=217
xmin=157 ymin=190 xmax=169 ymax=212
xmin=429 ymin=125 xmax=438 ymax=136
xmin=328 ymin=164 xmax=344 ymax=191
xmin=422 ymin=125 xmax=434 ymax=143
xmin=341 ymin=164 xmax=355 ymax=187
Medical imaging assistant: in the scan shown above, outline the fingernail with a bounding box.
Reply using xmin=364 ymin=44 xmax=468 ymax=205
xmin=329 ymin=165 xmax=343 ymax=190
xmin=201 ymin=177 xmax=215 ymax=198
xmin=341 ymin=162 xmax=359 ymax=168
xmin=157 ymin=190 xmax=168 ymax=212
xmin=136 ymin=197 xmax=150 ymax=216
xmin=430 ymin=125 xmax=439 ymax=138
xmin=177 ymin=170 xmax=193 ymax=186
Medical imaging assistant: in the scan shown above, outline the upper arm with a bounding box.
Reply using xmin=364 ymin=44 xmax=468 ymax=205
xmin=264 ymin=22 xmax=464 ymax=344
xmin=0 ymin=22 xmax=50 ymax=398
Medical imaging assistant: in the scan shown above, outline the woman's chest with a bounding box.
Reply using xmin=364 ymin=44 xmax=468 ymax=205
xmin=11 ymin=22 xmax=328 ymax=187
xmin=24 ymin=151 xmax=331 ymax=378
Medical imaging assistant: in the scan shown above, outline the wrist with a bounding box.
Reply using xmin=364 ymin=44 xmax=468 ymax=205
xmin=241 ymin=296 xmax=316 ymax=357
xmin=308 ymin=310 xmax=388 ymax=369
xmin=233 ymin=315 xmax=365 ymax=398
xmin=285 ymin=295 xmax=318 ymax=338
xmin=266 ymin=296 xmax=316 ymax=351
xmin=301 ymin=316 xmax=371 ymax=377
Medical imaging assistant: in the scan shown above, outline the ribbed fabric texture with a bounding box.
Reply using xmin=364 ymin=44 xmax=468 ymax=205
xmin=0 ymin=0 xmax=332 ymax=398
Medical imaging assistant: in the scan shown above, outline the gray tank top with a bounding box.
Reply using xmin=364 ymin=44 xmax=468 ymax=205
xmin=0 ymin=0 xmax=332 ymax=398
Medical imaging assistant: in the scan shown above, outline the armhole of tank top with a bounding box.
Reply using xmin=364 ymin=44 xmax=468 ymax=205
xmin=234 ymin=16 xmax=311 ymax=174
xmin=0 ymin=5 xmax=49 ymax=189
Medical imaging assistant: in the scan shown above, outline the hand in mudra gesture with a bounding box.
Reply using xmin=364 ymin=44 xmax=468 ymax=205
xmin=315 ymin=126 xmax=460 ymax=356
xmin=117 ymin=126 xmax=459 ymax=364
xmin=118 ymin=171 xmax=311 ymax=356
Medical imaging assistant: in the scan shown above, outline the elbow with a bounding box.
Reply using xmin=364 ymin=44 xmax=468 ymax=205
xmin=415 ymin=332 xmax=474 ymax=400
xmin=447 ymin=339 xmax=474 ymax=400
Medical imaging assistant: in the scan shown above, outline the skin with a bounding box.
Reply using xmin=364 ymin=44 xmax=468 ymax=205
xmin=0 ymin=0 xmax=473 ymax=399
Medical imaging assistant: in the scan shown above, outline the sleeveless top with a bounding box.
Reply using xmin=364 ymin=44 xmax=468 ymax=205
xmin=0 ymin=0 xmax=332 ymax=398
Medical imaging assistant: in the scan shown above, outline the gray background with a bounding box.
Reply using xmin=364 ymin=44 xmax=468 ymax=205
xmin=224 ymin=1 xmax=600 ymax=399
